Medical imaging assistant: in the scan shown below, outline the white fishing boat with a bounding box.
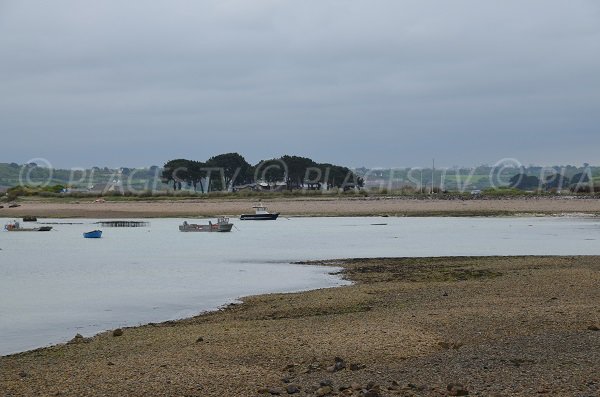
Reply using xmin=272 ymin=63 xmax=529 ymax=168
xmin=240 ymin=202 xmax=279 ymax=220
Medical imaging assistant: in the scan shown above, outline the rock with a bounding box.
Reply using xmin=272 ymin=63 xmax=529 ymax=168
xmin=588 ymin=325 xmax=600 ymax=331
xmin=327 ymin=357 xmax=346 ymax=372
xmin=286 ymin=384 xmax=300 ymax=394
xmin=320 ymin=379 xmax=333 ymax=387
xmin=112 ymin=328 xmax=124 ymax=337
xmin=18 ymin=371 xmax=27 ymax=378
xmin=68 ymin=334 xmax=88 ymax=344
xmin=107 ymin=361 xmax=115 ymax=366
xmin=351 ymin=382 xmax=362 ymax=390
xmin=315 ymin=386 xmax=333 ymax=396
xmin=196 ymin=336 xmax=204 ymax=343
xmin=257 ymin=387 xmax=270 ymax=394
xmin=334 ymin=357 xmax=346 ymax=367
xmin=365 ymin=382 xmax=381 ymax=396
xmin=268 ymin=388 xmax=282 ymax=395
xmin=366 ymin=381 xmax=377 ymax=389
xmin=447 ymin=383 xmax=469 ymax=396
xmin=388 ymin=381 xmax=401 ymax=391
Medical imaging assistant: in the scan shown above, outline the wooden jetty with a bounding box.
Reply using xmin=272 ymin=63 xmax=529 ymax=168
xmin=95 ymin=220 xmax=150 ymax=227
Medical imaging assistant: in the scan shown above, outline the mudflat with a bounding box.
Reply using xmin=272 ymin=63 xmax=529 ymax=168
xmin=2 ymin=256 xmax=599 ymax=396
xmin=2 ymin=196 xmax=600 ymax=218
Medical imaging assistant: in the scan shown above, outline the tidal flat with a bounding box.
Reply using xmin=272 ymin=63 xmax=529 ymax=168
xmin=2 ymin=256 xmax=599 ymax=396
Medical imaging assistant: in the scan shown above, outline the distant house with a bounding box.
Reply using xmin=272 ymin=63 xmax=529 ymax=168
xmin=89 ymin=181 xmax=123 ymax=194
xmin=233 ymin=182 xmax=287 ymax=192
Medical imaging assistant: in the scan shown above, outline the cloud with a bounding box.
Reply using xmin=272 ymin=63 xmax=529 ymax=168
xmin=1 ymin=0 xmax=599 ymax=168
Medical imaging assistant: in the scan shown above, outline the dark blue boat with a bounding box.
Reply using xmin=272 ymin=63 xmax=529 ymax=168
xmin=83 ymin=230 xmax=102 ymax=238
xmin=240 ymin=203 xmax=279 ymax=220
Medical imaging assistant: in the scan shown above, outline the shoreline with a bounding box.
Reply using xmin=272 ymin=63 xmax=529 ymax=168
xmin=2 ymin=196 xmax=600 ymax=218
xmin=0 ymin=262 xmax=350 ymax=358
xmin=2 ymin=256 xmax=600 ymax=396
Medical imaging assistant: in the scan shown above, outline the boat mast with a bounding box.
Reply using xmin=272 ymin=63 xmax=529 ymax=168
xmin=431 ymin=158 xmax=435 ymax=194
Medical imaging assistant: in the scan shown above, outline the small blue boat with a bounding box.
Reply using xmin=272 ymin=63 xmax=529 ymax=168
xmin=83 ymin=230 xmax=102 ymax=238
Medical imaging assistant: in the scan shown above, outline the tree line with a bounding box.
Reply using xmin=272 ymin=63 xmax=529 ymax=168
xmin=161 ymin=153 xmax=364 ymax=193
xmin=509 ymin=171 xmax=592 ymax=191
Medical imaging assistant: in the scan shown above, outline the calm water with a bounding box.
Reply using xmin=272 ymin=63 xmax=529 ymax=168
xmin=1 ymin=216 xmax=599 ymax=355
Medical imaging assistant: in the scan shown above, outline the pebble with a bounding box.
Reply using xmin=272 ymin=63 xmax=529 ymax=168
xmin=315 ymin=385 xmax=332 ymax=396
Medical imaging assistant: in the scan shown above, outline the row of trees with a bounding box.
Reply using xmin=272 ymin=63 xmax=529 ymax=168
xmin=161 ymin=153 xmax=364 ymax=193
xmin=509 ymin=172 xmax=591 ymax=191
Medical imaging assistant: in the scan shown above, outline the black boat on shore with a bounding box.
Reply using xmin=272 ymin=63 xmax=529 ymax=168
xmin=240 ymin=203 xmax=279 ymax=220
xmin=4 ymin=221 xmax=52 ymax=232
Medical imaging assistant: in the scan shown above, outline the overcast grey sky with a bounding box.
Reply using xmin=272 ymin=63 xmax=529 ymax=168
xmin=1 ymin=0 xmax=599 ymax=168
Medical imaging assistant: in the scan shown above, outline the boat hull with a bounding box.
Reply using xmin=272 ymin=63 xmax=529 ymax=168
xmin=239 ymin=213 xmax=279 ymax=220
xmin=179 ymin=223 xmax=233 ymax=232
xmin=83 ymin=230 xmax=103 ymax=238
xmin=5 ymin=226 xmax=52 ymax=232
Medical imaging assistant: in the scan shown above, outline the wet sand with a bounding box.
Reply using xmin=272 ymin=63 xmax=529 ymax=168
xmin=2 ymin=196 xmax=600 ymax=218
xmin=2 ymin=256 xmax=599 ymax=396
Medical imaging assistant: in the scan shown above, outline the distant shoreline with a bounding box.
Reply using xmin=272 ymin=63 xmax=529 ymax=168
xmin=1 ymin=196 xmax=600 ymax=218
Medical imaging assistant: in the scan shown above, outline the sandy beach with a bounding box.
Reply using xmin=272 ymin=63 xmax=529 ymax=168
xmin=2 ymin=196 xmax=600 ymax=218
xmin=2 ymin=256 xmax=599 ymax=396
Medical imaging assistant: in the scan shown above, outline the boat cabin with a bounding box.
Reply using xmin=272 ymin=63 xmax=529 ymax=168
xmin=252 ymin=205 xmax=269 ymax=215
